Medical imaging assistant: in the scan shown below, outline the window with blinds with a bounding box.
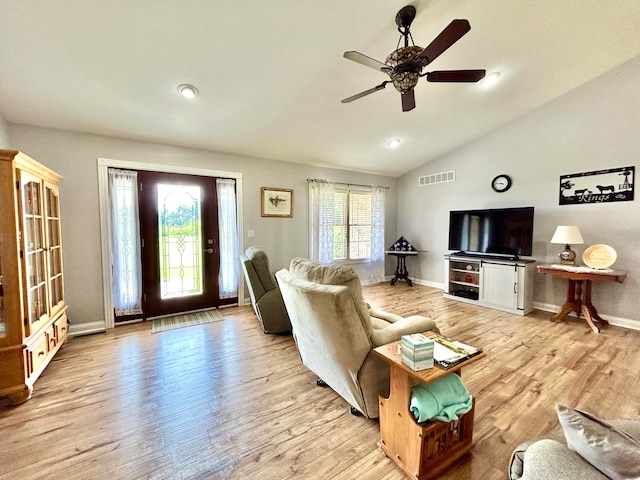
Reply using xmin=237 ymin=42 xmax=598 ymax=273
xmin=334 ymin=189 xmax=372 ymax=261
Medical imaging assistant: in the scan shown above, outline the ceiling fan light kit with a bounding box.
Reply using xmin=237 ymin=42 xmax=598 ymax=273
xmin=484 ymin=72 xmax=501 ymax=86
xmin=342 ymin=5 xmax=486 ymax=112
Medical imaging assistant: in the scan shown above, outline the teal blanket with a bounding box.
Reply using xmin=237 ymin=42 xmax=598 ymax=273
xmin=409 ymin=374 xmax=472 ymax=423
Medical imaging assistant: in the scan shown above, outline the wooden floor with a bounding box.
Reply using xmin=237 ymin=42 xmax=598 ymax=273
xmin=1 ymin=283 xmax=639 ymax=480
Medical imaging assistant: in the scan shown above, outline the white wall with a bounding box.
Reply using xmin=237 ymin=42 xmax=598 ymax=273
xmin=397 ymin=56 xmax=640 ymax=327
xmin=0 ymin=115 xmax=9 ymax=148
xmin=6 ymin=125 xmax=398 ymax=332
xmin=6 ymin=56 xmax=638 ymax=331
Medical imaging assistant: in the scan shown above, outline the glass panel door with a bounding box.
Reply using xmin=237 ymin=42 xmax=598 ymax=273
xmin=45 ymin=183 xmax=64 ymax=315
xmin=157 ymin=183 xmax=203 ymax=299
xmin=21 ymin=172 xmax=48 ymax=334
xmin=138 ymin=171 xmax=228 ymax=318
xmin=0 ymin=254 xmax=5 ymax=339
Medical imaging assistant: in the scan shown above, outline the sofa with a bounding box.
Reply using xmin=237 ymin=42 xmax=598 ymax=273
xmin=509 ymin=404 xmax=640 ymax=480
xmin=240 ymin=246 xmax=291 ymax=334
xmin=275 ymin=257 xmax=439 ymax=418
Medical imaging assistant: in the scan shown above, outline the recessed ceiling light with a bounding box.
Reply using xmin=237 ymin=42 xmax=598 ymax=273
xmin=177 ymin=84 xmax=199 ymax=99
xmin=388 ymin=138 xmax=401 ymax=148
xmin=484 ymin=72 xmax=501 ymax=87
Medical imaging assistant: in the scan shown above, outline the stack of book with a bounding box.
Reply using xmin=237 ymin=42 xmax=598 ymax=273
xmin=400 ymin=333 xmax=434 ymax=371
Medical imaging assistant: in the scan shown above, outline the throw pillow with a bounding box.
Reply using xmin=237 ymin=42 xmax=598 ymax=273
xmin=556 ymin=404 xmax=640 ymax=480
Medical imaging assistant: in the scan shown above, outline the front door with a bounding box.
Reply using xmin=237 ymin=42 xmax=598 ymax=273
xmin=138 ymin=171 xmax=225 ymax=317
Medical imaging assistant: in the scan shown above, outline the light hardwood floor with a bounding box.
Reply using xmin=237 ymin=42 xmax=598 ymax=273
xmin=1 ymin=283 xmax=639 ymax=480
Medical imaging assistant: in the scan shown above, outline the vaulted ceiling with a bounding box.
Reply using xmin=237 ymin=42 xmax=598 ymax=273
xmin=1 ymin=1 xmax=639 ymax=176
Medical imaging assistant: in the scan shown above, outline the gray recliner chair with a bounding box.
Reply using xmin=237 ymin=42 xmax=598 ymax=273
xmin=509 ymin=405 xmax=640 ymax=480
xmin=276 ymin=257 xmax=440 ymax=418
xmin=240 ymin=246 xmax=291 ymax=334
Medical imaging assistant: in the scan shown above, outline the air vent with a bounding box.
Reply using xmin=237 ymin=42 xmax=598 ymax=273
xmin=418 ymin=170 xmax=455 ymax=186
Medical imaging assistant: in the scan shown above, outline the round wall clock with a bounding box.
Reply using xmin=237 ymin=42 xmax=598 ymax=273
xmin=491 ymin=174 xmax=512 ymax=192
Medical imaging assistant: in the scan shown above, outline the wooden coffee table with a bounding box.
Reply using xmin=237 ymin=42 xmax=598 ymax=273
xmin=373 ymin=335 xmax=485 ymax=480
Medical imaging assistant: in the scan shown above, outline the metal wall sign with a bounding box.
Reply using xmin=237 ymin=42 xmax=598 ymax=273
xmin=559 ymin=166 xmax=634 ymax=205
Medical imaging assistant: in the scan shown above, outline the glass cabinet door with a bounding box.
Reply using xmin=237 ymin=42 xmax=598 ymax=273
xmin=45 ymin=183 xmax=64 ymax=314
xmin=0 ymin=254 xmax=4 ymax=340
xmin=20 ymin=171 xmax=48 ymax=335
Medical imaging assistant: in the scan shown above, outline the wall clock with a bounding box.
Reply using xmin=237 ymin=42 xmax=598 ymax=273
xmin=491 ymin=174 xmax=512 ymax=193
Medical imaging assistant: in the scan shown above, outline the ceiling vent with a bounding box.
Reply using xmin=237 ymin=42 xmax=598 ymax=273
xmin=418 ymin=170 xmax=455 ymax=187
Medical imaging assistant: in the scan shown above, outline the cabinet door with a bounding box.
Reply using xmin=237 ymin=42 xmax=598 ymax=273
xmin=19 ymin=170 xmax=49 ymax=335
xmin=45 ymin=182 xmax=64 ymax=316
xmin=480 ymin=262 xmax=518 ymax=309
xmin=0 ymin=252 xmax=5 ymax=343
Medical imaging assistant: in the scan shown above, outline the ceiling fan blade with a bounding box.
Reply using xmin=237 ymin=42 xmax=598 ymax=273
xmin=343 ymin=51 xmax=392 ymax=73
xmin=341 ymin=81 xmax=389 ymax=104
xmin=416 ymin=19 xmax=471 ymax=66
xmin=401 ymin=89 xmax=415 ymax=112
xmin=426 ymin=69 xmax=486 ymax=82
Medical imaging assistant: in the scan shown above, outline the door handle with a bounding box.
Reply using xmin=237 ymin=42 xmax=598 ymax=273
xmin=204 ymin=248 xmax=214 ymax=254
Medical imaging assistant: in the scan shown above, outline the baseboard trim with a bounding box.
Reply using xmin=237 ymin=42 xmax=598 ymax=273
xmin=382 ymin=275 xmax=444 ymax=289
xmin=532 ymin=301 xmax=640 ymax=331
xmin=381 ymin=276 xmax=640 ymax=331
xmin=69 ymin=321 xmax=106 ymax=337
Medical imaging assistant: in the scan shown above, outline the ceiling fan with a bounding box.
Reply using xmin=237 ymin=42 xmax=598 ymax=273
xmin=341 ymin=5 xmax=486 ymax=112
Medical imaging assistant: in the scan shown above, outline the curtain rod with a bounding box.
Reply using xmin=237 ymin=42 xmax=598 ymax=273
xmin=306 ymin=178 xmax=389 ymax=190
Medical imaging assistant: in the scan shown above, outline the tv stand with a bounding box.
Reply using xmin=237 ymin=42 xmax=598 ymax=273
xmin=444 ymin=254 xmax=535 ymax=315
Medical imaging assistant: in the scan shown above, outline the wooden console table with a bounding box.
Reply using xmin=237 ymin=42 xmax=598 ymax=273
xmin=385 ymin=250 xmax=419 ymax=286
xmin=537 ymin=265 xmax=627 ymax=333
xmin=373 ymin=337 xmax=485 ymax=480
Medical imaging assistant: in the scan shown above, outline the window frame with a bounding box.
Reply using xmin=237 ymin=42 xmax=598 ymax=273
xmin=333 ymin=187 xmax=373 ymax=263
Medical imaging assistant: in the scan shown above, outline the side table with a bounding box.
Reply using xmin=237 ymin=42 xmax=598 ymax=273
xmin=537 ymin=264 xmax=627 ymax=333
xmin=373 ymin=337 xmax=485 ymax=480
xmin=385 ymin=250 xmax=419 ymax=286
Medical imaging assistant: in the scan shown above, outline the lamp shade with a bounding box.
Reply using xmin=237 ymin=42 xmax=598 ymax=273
xmin=550 ymin=225 xmax=584 ymax=245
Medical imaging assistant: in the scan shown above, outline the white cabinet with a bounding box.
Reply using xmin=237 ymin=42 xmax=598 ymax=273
xmin=444 ymin=255 xmax=535 ymax=315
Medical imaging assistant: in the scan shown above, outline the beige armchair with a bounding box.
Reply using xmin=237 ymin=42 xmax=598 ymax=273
xmin=276 ymin=257 xmax=439 ymax=418
xmin=240 ymin=247 xmax=291 ymax=334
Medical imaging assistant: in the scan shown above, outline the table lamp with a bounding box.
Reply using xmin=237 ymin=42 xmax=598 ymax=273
xmin=550 ymin=225 xmax=584 ymax=265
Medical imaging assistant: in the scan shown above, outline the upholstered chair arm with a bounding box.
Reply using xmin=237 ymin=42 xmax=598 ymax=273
xmin=254 ymin=287 xmax=291 ymax=334
xmin=370 ymin=314 xmax=438 ymax=347
xmin=519 ymin=439 xmax=608 ymax=480
xmin=368 ymin=308 xmax=403 ymax=323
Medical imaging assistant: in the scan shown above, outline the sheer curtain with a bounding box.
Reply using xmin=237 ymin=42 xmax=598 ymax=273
xmin=217 ymin=178 xmax=239 ymax=298
xmin=308 ymin=180 xmax=335 ymax=263
xmin=108 ymin=169 xmax=143 ymax=315
xmin=369 ymin=185 xmax=386 ymax=283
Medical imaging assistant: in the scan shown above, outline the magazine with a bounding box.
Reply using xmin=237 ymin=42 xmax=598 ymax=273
xmin=428 ymin=333 xmax=483 ymax=369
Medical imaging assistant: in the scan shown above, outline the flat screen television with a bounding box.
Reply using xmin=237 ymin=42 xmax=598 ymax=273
xmin=448 ymin=206 xmax=534 ymax=259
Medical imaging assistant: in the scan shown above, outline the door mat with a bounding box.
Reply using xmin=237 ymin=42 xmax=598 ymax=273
xmin=151 ymin=309 xmax=224 ymax=333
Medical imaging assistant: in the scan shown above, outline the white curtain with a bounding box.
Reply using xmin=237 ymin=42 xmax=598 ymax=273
xmin=309 ymin=180 xmax=335 ymax=263
xmin=217 ymin=178 xmax=239 ymax=299
xmin=108 ymin=169 xmax=143 ymax=315
xmin=369 ymin=185 xmax=386 ymax=283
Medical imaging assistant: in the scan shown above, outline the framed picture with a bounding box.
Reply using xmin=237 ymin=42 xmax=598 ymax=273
xmin=559 ymin=166 xmax=634 ymax=205
xmin=261 ymin=187 xmax=293 ymax=217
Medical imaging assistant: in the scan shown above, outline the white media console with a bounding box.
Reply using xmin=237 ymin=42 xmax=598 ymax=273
xmin=444 ymin=254 xmax=536 ymax=315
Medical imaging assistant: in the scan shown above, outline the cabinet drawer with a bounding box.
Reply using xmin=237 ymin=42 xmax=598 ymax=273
xmin=28 ymin=334 xmax=49 ymax=375
xmin=55 ymin=314 xmax=68 ymax=344
xmin=45 ymin=324 xmax=57 ymax=352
